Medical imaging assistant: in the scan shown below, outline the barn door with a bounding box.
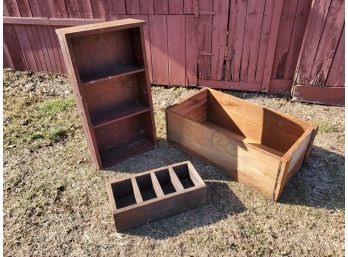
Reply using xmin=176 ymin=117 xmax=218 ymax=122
xmin=292 ymin=0 xmax=344 ymax=105
xmin=198 ymin=0 xmax=283 ymax=92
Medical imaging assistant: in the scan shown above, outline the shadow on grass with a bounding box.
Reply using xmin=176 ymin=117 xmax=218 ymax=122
xmin=279 ymin=145 xmax=344 ymax=210
xmin=106 ymin=140 xmax=344 ymax=214
xmin=123 ymin=181 xmax=246 ymax=239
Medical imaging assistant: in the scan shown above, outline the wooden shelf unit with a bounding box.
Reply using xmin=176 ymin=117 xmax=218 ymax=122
xmin=56 ymin=19 xmax=156 ymax=169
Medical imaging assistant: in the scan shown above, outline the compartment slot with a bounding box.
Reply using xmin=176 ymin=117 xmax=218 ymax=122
xmin=135 ymin=174 xmax=157 ymax=201
xmin=111 ymin=179 xmax=137 ymax=209
xmin=172 ymin=164 xmax=195 ymax=189
xmin=154 ymin=169 xmax=177 ymax=195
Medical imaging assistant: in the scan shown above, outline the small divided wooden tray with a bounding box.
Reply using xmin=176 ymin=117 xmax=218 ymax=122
xmin=106 ymin=161 xmax=206 ymax=231
xmin=166 ymin=88 xmax=318 ymax=201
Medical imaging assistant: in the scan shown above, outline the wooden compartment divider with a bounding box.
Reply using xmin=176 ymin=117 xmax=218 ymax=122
xmin=56 ymin=19 xmax=156 ymax=169
xmin=107 ymin=161 xmax=207 ymax=231
xmin=166 ymin=88 xmax=318 ymax=201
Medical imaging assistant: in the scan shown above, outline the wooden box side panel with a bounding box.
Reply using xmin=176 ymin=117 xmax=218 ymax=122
xmin=56 ymin=32 xmax=102 ymax=168
xmin=284 ymin=128 xmax=316 ymax=184
xmin=114 ymin=187 xmax=206 ymax=231
xmin=208 ymin=88 xmax=313 ymax=154
xmin=166 ymin=111 xmax=283 ymax=199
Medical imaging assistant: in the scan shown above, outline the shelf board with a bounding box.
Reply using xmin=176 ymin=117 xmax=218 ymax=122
xmin=101 ymin=138 xmax=154 ymax=168
xmin=82 ymin=66 xmax=145 ymax=86
xmin=91 ymin=103 xmax=151 ymax=129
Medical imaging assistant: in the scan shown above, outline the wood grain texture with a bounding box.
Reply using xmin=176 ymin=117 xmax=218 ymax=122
xmin=169 ymin=0 xmax=184 ymax=14
xmin=4 ymin=24 xmax=27 ymax=70
xmin=296 ymin=0 xmax=331 ymax=85
xmin=184 ymin=0 xmax=198 ymax=14
xmin=309 ymin=0 xmax=344 ymax=86
xmin=167 ymin=15 xmax=186 ymax=86
xmin=153 ymin=0 xmax=168 ymax=14
xmin=197 ymin=0 xmax=213 ymax=79
xmin=240 ymin=0 xmax=266 ymax=83
xmin=210 ymin=0 xmax=229 ymax=81
xmin=140 ymin=0 xmax=154 ymax=14
xmin=185 ymin=15 xmax=198 ymax=86
xmin=107 ymin=161 xmax=206 ymax=231
xmin=225 ymin=0 xmax=248 ymax=82
xmin=166 ymin=88 xmax=317 ymax=200
xmin=13 ymin=25 xmax=37 ymax=70
xmin=126 ymin=0 xmax=141 ymax=14
xmin=283 ymin=0 xmax=312 ymax=80
xmin=272 ymin=0 xmax=299 ymax=79
xmin=149 ymin=15 xmax=169 ymax=85
xmin=326 ymin=25 xmax=344 ymax=87
xmin=292 ymin=85 xmax=344 ymax=106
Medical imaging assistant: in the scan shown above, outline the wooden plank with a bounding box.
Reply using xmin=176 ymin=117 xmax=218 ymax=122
xmin=4 ymin=1 xmax=10 ymax=16
xmin=261 ymin=0 xmax=284 ymax=91
xmin=240 ymin=0 xmax=266 ymax=83
xmin=284 ymin=0 xmax=312 ymax=80
xmin=224 ymin=0 xmax=248 ymax=81
xmin=25 ymin=25 xmax=43 ymax=71
xmin=3 ymin=16 xmax=48 ymax=24
xmin=4 ymin=25 xmax=27 ymax=70
xmin=46 ymin=0 xmax=69 ymax=17
xmin=90 ymin=0 xmax=106 ymax=18
xmin=110 ymin=0 xmax=127 ymax=16
xmin=13 ymin=25 xmax=38 ymax=71
xmin=140 ymin=0 xmax=154 ymax=14
xmin=48 ymin=26 xmax=64 ymax=73
xmin=16 ymin=0 xmax=32 ymax=16
xmin=271 ymin=0 xmax=299 ymax=80
xmin=4 ymin=0 xmax=20 ymax=16
xmin=185 ymin=15 xmax=198 ymax=86
xmin=48 ymin=18 xmax=106 ymax=26
xmin=126 ymin=0 xmax=141 ymax=14
xmin=255 ymin=0 xmax=275 ymax=83
xmin=292 ymin=85 xmax=344 ymax=106
xmin=65 ymin=0 xmax=92 ymax=18
xmin=268 ymin=79 xmax=293 ymax=94
xmin=169 ymin=0 xmax=184 ymax=14
xmin=3 ymin=42 xmax=14 ymax=69
xmin=210 ymin=0 xmax=229 ymax=81
xmin=43 ymin=25 xmax=60 ymax=73
xmin=150 ymin=172 xmax=165 ymax=197
xmin=326 ymin=26 xmax=344 ymax=87
xmin=309 ymin=0 xmax=344 ymax=86
xmin=149 ymin=15 xmax=169 ymax=85
xmin=29 ymin=25 xmax=50 ymax=71
xmin=167 ymin=15 xmax=186 ymax=86
xmin=79 ymin=0 xmax=94 ymax=18
xmin=27 ymin=0 xmax=44 ymax=16
xmin=198 ymin=79 xmax=261 ymax=91
xmin=131 ymin=177 xmax=144 ymax=204
xmin=197 ymin=0 xmax=213 ymax=79
xmin=36 ymin=25 xmax=53 ymax=72
xmin=184 ymin=0 xmax=198 ymax=14
xmin=296 ymin=0 xmax=331 ymax=85
xmin=168 ymin=167 xmax=185 ymax=192
xmin=153 ymin=0 xmax=168 ymax=14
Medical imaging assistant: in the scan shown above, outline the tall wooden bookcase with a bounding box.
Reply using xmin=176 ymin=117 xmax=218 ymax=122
xmin=56 ymin=19 xmax=157 ymax=169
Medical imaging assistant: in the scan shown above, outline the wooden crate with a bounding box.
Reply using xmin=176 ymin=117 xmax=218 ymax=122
xmin=166 ymin=88 xmax=318 ymax=201
xmin=106 ymin=161 xmax=207 ymax=231
xmin=56 ymin=19 xmax=156 ymax=169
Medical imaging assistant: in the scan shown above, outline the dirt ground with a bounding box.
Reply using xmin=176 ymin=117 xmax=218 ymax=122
xmin=3 ymin=69 xmax=344 ymax=256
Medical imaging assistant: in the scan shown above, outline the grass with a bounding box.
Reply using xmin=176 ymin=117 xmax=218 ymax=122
xmin=3 ymin=70 xmax=345 ymax=257
xmin=38 ymin=98 xmax=75 ymax=115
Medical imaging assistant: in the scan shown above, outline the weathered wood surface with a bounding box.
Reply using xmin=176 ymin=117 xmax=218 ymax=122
xmin=3 ymin=0 xmax=344 ymax=104
xmin=166 ymin=88 xmax=317 ymax=200
xmin=107 ymin=161 xmax=206 ymax=231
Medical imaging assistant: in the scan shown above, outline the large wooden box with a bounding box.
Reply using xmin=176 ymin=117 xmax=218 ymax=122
xmin=166 ymin=88 xmax=318 ymax=201
xmin=106 ymin=161 xmax=206 ymax=231
xmin=56 ymin=19 xmax=156 ymax=169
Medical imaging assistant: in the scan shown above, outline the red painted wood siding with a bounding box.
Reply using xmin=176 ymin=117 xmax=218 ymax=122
xmin=3 ymin=0 xmax=344 ymax=105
